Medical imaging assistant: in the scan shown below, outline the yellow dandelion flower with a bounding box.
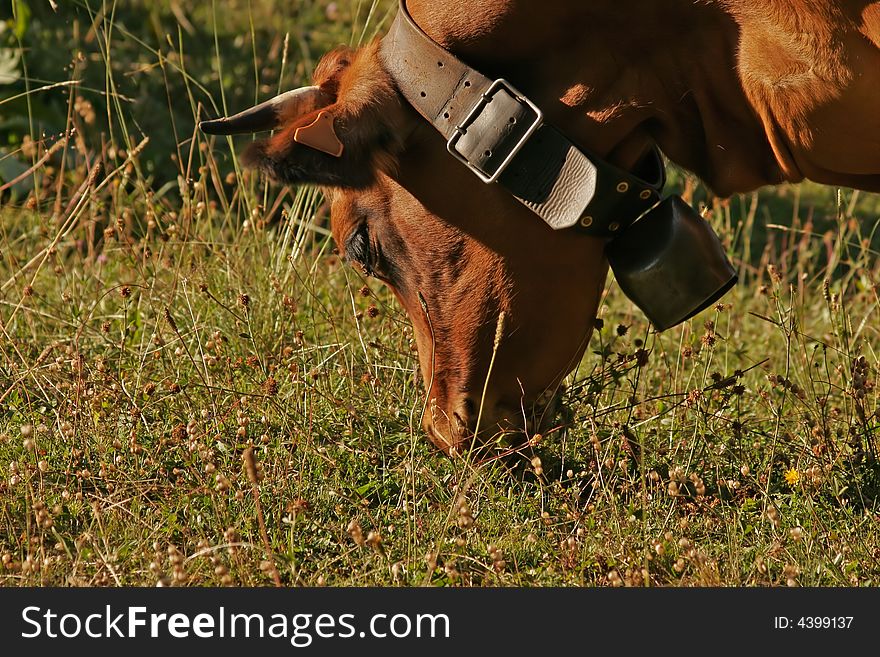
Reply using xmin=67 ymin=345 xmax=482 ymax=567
xmin=784 ymin=468 xmax=800 ymax=486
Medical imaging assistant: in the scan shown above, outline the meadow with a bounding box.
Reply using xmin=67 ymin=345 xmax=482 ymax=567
xmin=1 ymin=0 xmax=878 ymax=587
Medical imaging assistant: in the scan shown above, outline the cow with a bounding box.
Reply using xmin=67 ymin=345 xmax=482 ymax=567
xmin=201 ymin=0 xmax=880 ymax=454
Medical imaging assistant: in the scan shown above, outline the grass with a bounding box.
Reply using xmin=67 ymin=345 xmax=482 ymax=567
xmin=1 ymin=0 xmax=879 ymax=587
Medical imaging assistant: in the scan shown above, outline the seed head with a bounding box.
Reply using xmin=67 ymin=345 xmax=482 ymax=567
xmin=163 ymin=308 xmax=178 ymax=331
xmin=531 ymin=456 xmax=544 ymax=476
xmin=241 ymin=448 xmax=259 ymax=484
xmin=607 ymin=570 xmax=623 ymax=587
xmin=365 ymin=531 xmax=383 ymax=551
xmin=262 ymin=377 xmax=279 ymax=397
xmin=347 ymin=519 xmax=365 ymax=547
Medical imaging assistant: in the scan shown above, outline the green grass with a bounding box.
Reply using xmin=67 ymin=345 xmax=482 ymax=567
xmin=1 ymin=1 xmax=879 ymax=587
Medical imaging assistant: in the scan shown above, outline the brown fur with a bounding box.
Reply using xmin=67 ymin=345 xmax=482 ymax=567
xmin=240 ymin=1 xmax=880 ymax=452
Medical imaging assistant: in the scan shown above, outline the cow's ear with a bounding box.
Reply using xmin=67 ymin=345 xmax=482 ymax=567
xmin=238 ymin=42 xmax=408 ymax=190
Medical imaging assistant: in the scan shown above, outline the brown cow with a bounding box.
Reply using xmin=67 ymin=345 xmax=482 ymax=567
xmin=202 ymin=0 xmax=880 ymax=453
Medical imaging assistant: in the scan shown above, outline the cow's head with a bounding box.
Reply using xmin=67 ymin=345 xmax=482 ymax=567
xmin=202 ymin=42 xmax=608 ymax=454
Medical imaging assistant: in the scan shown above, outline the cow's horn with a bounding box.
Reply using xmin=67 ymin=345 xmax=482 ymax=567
xmin=199 ymin=86 xmax=325 ymax=135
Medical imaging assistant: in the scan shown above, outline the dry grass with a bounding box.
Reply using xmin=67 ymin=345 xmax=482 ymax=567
xmin=0 ymin=0 xmax=878 ymax=587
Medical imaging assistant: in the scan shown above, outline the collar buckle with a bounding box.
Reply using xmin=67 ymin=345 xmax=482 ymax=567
xmin=446 ymin=78 xmax=544 ymax=184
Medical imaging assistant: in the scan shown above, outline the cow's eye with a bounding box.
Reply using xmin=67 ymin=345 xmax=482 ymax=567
xmin=344 ymin=223 xmax=376 ymax=277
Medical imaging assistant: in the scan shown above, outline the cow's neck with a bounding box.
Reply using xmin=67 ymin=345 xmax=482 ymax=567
xmin=405 ymin=0 xmax=785 ymax=196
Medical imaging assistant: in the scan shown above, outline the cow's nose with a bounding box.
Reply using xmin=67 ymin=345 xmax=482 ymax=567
xmin=423 ymin=397 xmax=474 ymax=454
xmin=424 ymin=396 xmax=522 ymax=454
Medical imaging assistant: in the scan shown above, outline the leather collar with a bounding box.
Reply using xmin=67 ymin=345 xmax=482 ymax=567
xmin=379 ymin=0 xmax=666 ymax=237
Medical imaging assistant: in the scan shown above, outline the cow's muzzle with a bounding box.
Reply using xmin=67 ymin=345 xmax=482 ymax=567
xmin=606 ymin=195 xmax=738 ymax=331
